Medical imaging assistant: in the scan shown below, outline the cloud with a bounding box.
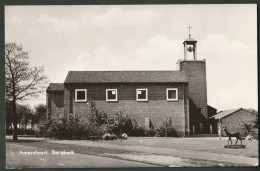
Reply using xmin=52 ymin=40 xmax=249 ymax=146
xmin=200 ymin=34 xmax=257 ymax=110
xmin=36 ymin=14 xmax=79 ymax=33
xmin=76 ymin=52 xmax=89 ymax=62
xmin=69 ymin=46 xmax=122 ymax=71
xmin=213 ymin=81 xmax=257 ymax=110
xmin=133 ymin=35 xmax=182 ymax=69
xmin=86 ymin=7 xmax=154 ymax=28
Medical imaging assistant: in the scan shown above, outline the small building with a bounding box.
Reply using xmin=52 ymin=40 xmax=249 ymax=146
xmin=46 ymin=83 xmax=64 ymax=118
xmin=209 ymin=108 xmax=256 ymax=136
xmin=46 ymin=33 xmax=217 ymax=136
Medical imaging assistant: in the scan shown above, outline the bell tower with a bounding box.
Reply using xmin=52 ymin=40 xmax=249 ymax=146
xmin=179 ymin=27 xmax=208 ymax=134
xmin=183 ymin=26 xmax=197 ymax=60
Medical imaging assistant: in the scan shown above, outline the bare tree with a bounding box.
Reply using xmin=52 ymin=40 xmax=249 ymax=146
xmin=5 ymin=42 xmax=48 ymax=140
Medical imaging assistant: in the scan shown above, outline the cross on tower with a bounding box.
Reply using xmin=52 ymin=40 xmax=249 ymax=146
xmin=187 ymin=26 xmax=192 ymax=37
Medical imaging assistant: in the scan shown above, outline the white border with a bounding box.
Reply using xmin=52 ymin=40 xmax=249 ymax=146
xmin=136 ymin=88 xmax=148 ymax=101
xmin=106 ymin=89 xmax=118 ymax=101
xmin=75 ymin=89 xmax=87 ymax=102
xmin=166 ymin=88 xmax=178 ymax=101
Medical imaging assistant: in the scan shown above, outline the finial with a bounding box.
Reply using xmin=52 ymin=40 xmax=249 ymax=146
xmin=187 ymin=26 xmax=192 ymax=37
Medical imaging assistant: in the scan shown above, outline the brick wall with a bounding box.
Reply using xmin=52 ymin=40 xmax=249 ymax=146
xmin=180 ymin=60 xmax=208 ymax=118
xmin=74 ymin=100 xmax=186 ymax=136
xmin=221 ymin=109 xmax=256 ymax=137
xmin=68 ymin=83 xmax=187 ymax=136
xmin=208 ymin=105 xmax=217 ymax=118
xmin=47 ymin=91 xmax=64 ymax=118
xmin=68 ymin=83 xmax=185 ymax=101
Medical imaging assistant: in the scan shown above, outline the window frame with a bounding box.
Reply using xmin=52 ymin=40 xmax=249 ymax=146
xmin=106 ymin=89 xmax=118 ymax=102
xmin=136 ymin=88 xmax=148 ymax=101
xmin=166 ymin=88 xmax=178 ymax=101
xmin=75 ymin=89 xmax=87 ymax=102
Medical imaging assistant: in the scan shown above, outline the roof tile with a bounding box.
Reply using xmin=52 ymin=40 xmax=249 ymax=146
xmin=210 ymin=108 xmax=242 ymax=119
xmin=47 ymin=83 xmax=64 ymax=92
xmin=64 ymin=71 xmax=188 ymax=83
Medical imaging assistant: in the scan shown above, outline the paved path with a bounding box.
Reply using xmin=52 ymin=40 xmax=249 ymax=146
xmin=50 ymin=140 xmax=259 ymax=166
xmin=6 ymin=143 xmax=157 ymax=168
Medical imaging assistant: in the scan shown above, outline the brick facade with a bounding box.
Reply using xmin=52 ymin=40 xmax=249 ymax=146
xmin=180 ymin=60 xmax=208 ymax=118
xmin=179 ymin=60 xmax=209 ymax=134
xmin=74 ymin=100 xmax=186 ymax=136
xmin=63 ymin=83 xmax=189 ymax=136
xmin=47 ymin=60 xmax=211 ymax=136
xmin=220 ymin=109 xmax=256 ymax=137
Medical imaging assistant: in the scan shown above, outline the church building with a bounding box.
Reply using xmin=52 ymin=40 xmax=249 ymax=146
xmin=46 ymin=33 xmax=217 ymax=136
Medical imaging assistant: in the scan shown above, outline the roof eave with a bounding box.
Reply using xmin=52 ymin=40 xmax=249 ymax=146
xmin=64 ymin=81 xmax=188 ymax=84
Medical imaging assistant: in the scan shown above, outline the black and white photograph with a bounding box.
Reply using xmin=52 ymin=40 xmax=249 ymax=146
xmin=4 ymin=3 xmax=258 ymax=168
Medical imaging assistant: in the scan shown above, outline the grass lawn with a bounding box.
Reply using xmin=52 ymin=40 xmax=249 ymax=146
xmin=88 ymin=137 xmax=258 ymax=158
xmin=6 ymin=141 xmax=157 ymax=168
xmin=6 ymin=136 xmax=258 ymax=158
xmin=6 ymin=136 xmax=258 ymax=167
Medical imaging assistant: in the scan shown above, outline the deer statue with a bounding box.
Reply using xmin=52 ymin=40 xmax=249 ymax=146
xmin=222 ymin=127 xmax=243 ymax=145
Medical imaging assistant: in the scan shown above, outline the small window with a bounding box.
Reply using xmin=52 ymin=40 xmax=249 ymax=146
xmin=106 ymin=89 xmax=118 ymax=101
xmin=167 ymin=88 xmax=178 ymax=101
xmin=136 ymin=89 xmax=148 ymax=101
xmin=75 ymin=89 xmax=87 ymax=102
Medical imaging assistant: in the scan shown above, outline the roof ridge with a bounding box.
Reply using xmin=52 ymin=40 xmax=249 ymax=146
xmin=218 ymin=108 xmax=241 ymax=113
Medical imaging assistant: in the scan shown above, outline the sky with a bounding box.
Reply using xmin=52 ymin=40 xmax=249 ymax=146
xmin=5 ymin=4 xmax=257 ymax=111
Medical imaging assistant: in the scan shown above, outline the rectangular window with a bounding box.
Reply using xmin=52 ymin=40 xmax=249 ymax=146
xmin=106 ymin=89 xmax=118 ymax=101
xmin=75 ymin=89 xmax=87 ymax=102
xmin=167 ymin=88 xmax=178 ymax=101
xmin=136 ymin=88 xmax=148 ymax=101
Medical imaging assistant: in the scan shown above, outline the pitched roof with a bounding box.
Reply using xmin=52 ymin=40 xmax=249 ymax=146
xmin=47 ymin=83 xmax=64 ymax=92
xmin=183 ymin=36 xmax=197 ymax=43
xmin=64 ymin=71 xmax=188 ymax=83
xmin=210 ymin=108 xmax=242 ymax=119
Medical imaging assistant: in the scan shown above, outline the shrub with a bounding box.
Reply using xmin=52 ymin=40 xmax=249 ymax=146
xmin=144 ymin=128 xmax=156 ymax=137
xmin=155 ymin=117 xmax=177 ymax=137
xmin=251 ymin=128 xmax=258 ymax=140
xmin=166 ymin=127 xmax=177 ymax=137
xmin=114 ymin=111 xmax=133 ymax=135
xmin=129 ymin=127 xmax=145 ymax=136
xmin=106 ymin=111 xmax=133 ymax=136
xmin=36 ymin=112 xmax=107 ymax=140
xmin=155 ymin=126 xmax=166 ymax=137
xmin=36 ymin=116 xmax=53 ymax=138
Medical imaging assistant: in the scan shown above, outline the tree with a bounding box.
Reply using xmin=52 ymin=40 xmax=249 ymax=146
xmin=33 ymin=104 xmax=47 ymax=126
xmin=17 ymin=104 xmax=33 ymax=131
xmin=5 ymin=43 xmax=48 ymax=140
xmin=5 ymin=101 xmax=13 ymax=133
xmin=246 ymin=109 xmax=258 ymax=128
